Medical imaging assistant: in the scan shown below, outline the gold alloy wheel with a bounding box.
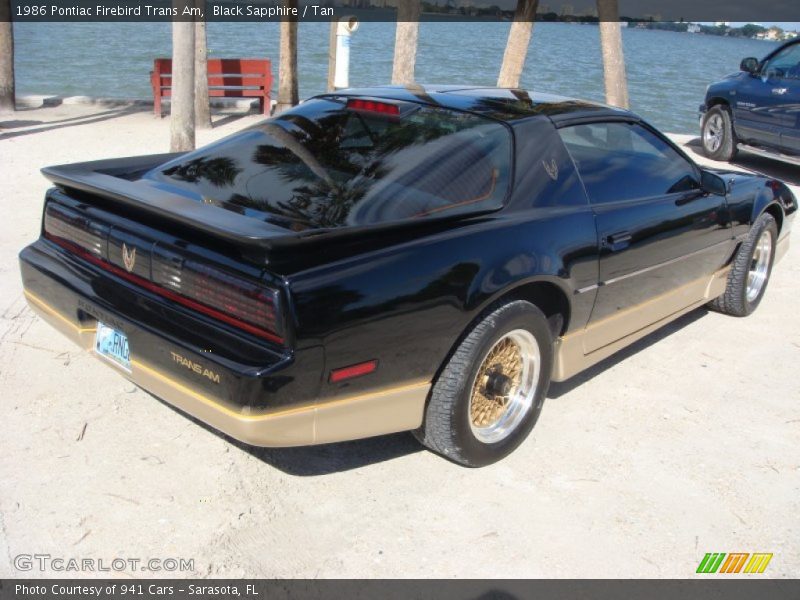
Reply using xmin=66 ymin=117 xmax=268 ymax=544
xmin=468 ymin=329 xmax=540 ymax=444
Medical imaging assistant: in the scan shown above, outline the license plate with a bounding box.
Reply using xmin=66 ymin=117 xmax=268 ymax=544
xmin=94 ymin=321 xmax=131 ymax=372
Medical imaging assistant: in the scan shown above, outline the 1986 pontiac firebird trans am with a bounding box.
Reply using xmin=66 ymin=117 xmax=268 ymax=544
xmin=19 ymin=86 xmax=797 ymax=466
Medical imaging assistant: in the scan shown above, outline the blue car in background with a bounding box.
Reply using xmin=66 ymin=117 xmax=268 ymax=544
xmin=700 ymin=39 xmax=800 ymax=165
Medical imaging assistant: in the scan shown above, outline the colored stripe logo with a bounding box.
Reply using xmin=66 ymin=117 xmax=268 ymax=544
xmin=697 ymin=553 xmax=773 ymax=574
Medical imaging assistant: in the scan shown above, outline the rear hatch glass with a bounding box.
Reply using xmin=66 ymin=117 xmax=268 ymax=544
xmin=144 ymin=96 xmax=512 ymax=231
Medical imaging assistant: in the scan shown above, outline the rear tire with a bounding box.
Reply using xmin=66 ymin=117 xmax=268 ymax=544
xmin=701 ymin=105 xmax=738 ymax=162
xmin=709 ymin=213 xmax=777 ymax=317
xmin=414 ymin=301 xmax=553 ymax=467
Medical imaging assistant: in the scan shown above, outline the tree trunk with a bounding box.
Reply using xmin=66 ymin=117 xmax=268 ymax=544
xmin=0 ymin=0 xmax=15 ymax=113
xmin=275 ymin=0 xmax=299 ymax=114
xmin=497 ymin=0 xmax=537 ymax=88
xmin=170 ymin=7 xmax=196 ymax=152
xmin=194 ymin=5 xmax=212 ymax=129
xmin=597 ymin=0 xmax=629 ymax=109
xmin=391 ymin=0 xmax=420 ymax=85
xmin=326 ymin=20 xmax=337 ymax=93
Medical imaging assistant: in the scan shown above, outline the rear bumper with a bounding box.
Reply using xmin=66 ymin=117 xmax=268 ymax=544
xmin=20 ymin=241 xmax=429 ymax=447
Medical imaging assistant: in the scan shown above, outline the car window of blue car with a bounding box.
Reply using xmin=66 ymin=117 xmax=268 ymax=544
xmin=764 ymin=43 xmax=800 ymax=80
xmin=558 ymin=122 xmax=700 ymax=205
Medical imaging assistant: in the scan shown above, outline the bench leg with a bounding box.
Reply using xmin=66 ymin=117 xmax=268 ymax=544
xmin=154 ymin=94 xmax=162 ymax=118
xmin=261 ymin=95 xmax=270 ymax=115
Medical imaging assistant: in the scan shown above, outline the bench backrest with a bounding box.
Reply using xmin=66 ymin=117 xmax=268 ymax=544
xmin=151 ymin=58 xmax=273 ymax=92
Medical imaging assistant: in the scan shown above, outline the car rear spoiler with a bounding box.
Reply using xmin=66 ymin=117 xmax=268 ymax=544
xmin=42 ymin=155 xmax=299 ymax=250
xmin=42 ymin=155 xmax=499 ymax=258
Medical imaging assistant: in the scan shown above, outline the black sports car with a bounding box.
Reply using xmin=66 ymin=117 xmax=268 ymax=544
xmin=19 ymin=85 xmax=797 ymax=466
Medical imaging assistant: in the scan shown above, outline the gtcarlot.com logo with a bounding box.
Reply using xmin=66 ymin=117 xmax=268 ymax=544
xmin=696 ymin=552 xmax=773 ymax=574
xmin=14 ymin=554 xmax=194 ymax=573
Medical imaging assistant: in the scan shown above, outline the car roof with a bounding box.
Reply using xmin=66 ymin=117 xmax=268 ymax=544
xmin=319 ymin=84 xmax=634 ymax=124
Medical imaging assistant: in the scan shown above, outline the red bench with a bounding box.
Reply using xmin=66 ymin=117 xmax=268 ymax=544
xmin=150 ymin=58 xmax=273 ymax=117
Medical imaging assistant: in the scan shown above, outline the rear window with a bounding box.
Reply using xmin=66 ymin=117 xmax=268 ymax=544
xmin=145 ymin=97 xmax=512 ymax=231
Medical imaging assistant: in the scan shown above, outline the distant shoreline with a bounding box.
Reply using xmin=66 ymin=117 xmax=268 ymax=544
xmin=15 ymin=94 xmax=271 ymax=111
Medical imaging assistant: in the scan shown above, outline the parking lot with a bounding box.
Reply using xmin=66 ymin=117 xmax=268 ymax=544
xmin=1 ymin=104 xmax=798 ymax=578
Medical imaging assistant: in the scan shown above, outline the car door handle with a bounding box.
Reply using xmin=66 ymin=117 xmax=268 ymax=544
xmin=603 ymin=231 xmax=632 ymax=252
xmin=772 ymin=87 xmax=788 ymax=95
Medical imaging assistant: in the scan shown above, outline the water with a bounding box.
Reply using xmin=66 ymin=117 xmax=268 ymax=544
xmin=13 ymin=21 xmax=779 ymax=133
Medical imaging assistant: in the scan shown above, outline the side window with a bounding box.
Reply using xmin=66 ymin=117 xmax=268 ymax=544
xmin=764 ymin=43 xmax=800 ymax=80
xmin=558 ymin=122 xmax=700 ymax=205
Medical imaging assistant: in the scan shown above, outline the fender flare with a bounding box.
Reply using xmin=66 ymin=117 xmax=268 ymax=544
xmin=751 ymin=190 xmax=787 ymax=233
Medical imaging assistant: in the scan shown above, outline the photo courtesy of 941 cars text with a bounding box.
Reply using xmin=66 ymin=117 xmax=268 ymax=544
xmin=0 ymin=0 xmax=799 ymax=595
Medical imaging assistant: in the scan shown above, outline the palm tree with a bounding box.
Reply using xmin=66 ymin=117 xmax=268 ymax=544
xmin=0 ymin=0 xmax=14 ymax=113
xmin=194 ymin=0 xmax=212 ymax=129
xmin=326 ymin=20 xmax=337 ymax=92
xmin=260 ymin=122 xmax=334 ymax=186
xmin=391 ymin=0 xmax=420 ymax=85
xmin=497 ymin=0 xmax=538 ymax=88
xmin=596 ymin=0 xmax=629 ymax=108
xmin=162 ymin=156 xmax=241 ymax=187
xmin=170 ymin=2 xmax=196 ymax=152
xmin=275 ymin=0 xmax=299 ymax=114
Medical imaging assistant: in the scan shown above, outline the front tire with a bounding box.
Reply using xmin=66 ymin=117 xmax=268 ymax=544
xmin=414 ymin=301 xmax=553 ymax=467
xmin=709 ymin=213 xmax=777 ymax=317
xmin=701 ymin=105 xmax=738 ymax=162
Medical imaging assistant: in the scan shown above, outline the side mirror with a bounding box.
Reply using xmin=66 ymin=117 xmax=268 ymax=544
xmin=740 ymin=57 xmax=759 ymax=74
xmin=701 ymin=169 xmax=728 ymax=196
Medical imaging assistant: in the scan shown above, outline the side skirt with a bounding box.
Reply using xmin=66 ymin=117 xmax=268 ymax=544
xmin=551 ymin=267 xmax=730 ymax=382
xmin=737 ymin=144 xmax=800 ymax=167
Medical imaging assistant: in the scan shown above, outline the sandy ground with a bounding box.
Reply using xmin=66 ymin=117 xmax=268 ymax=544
xmin=0 ymin=101 xmax=798 ymax=579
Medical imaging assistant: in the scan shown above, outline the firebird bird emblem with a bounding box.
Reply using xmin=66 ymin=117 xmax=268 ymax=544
xmin=122 ymin=243 xmax=136 ymax=273
xmin=543 ymin=159 xmax=558 ymax=181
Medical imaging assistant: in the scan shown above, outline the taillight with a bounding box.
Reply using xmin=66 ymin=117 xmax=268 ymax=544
xmin=152 ymin=247 xmax=281 ymax=341
xmin=43 ymin=203 xmax=284 ymax=344
xmin=44 ymin=203 xmax=108 ymax=258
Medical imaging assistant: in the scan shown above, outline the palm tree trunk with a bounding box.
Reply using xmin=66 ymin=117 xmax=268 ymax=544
xmin=0 ymin=0 xmax=15 ymax=113
xmin=327 ymin=20 xmax=337 ymax=92
xmin=275 ymin=0 xmax=299 ymax=114
xmin=597 ymin=0 xmax=629 ymax=108
xmin=262 ymin=123 xmax=332 ymax=186
xmin=497 ymin=0 xmax=538 ymax=88
xmin=391 ymin=0 xmax=420 ymax=85
xmin=194 ymin=4 xmax=212 ymax=129
xmin=170 ymin=7 xmax=196 ymax=152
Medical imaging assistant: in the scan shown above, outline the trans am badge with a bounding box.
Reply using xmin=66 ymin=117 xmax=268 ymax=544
xmin=543 ymin=158 xmax=558 ymax=181
xmin=122 ymin=243 xmax=136 ymax=273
